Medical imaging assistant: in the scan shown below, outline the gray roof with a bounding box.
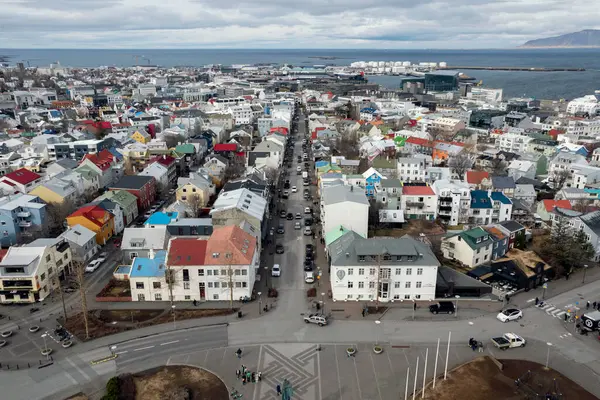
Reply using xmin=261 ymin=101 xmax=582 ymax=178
xmin=436 ymin=266 xmax=491 ymax=290
xmin=380 ymin=178 xmax=402 ymax=188
xmin=491 ymin=176 xmax=516 ymax=189
xmin=322 ymin=185 xmax=369 ymax=206
xmin=338 ymin=159 xmax=360 ymax=167
xmin=55 ymin=158 xmax=79 ymax=170
xmin=168 ymin=218 xmax=212 ymax=227
xmin=121 ymin=226 xmax=170 ymax=251
xmin=579 ymin=211 xmax=600 ymax=236
xmin=111 ymin=175 xmax=154 ymax=190
xmin=328 ymin=231 xmax=439 ymax=267
xmin=498 ymin=220 xmax=525 ymax=232
xmin=61 ymin=224 xmax=96 ymax=246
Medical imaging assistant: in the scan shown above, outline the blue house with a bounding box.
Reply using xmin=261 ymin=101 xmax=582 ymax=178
xmin=0 ymin=194 xmax=47 ymax=247
xmin=469 ymin=190 xmax=493 ymax=225
xmin=362 ymin=167 xmax=384 ymax=197
xmin=484 ymin=226 xmax=509 ymax=260
xmin=145 ymin=211 xmax=179 ymax=226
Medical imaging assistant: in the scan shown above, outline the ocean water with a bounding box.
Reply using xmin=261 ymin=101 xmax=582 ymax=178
xmin=1 ymin=48 xmax=599 ymax=100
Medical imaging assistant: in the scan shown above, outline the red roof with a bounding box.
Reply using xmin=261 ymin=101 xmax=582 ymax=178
xmin=81 ymin=149 xmax=114 ymax=171
xmin=149 ymin=155 xmax=176 ymax=167
xmin=168 ymin=238 xmax=208 ymax=266
xmin=543 ymin=199 xmax=572 ymax=212
xmin=405 ymin=137 xmax=433 ymax=147
xmin=68 ymin=205 xmax=112 ymax=227
xmin=0 ymin=249 xmax=8 ymax=262
xmin=466 ymin=170 xmax=490 ymax=184
xmin=214 ymin=143 xmax=239 ymax=152
xmin=270 ymin=127 xmax=289 ymax=135
xmin=2 ymin=168 xmax=41 ymax=185
xmin=402 ymin=185 xmax=435 ymax=196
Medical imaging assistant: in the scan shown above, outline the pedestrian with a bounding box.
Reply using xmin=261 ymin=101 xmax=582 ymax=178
xmin=193 ymin=299 xmax=197 ymax=307
xmin=413 ymin=302 xmax=417 ymax=311
xmin=241 ymin=365 xmax=246 ymax=374
xmin=246 ymin=371 xmax=252 ymax=382
xmin=587 ymin=301 xmax=591 ymax=310
xmin=242 ymin=376 xmax=246 ymax=385
xmin=252 ymin=372 xmax=256 ymax=383
xmin=236 ymin=369 xmax=240 ymax=379
xmin=276 ymin=384 xmax=282 ymax=395
xmin=236 ymin=348 xmax=242 ymax=359
xmin=505 ymin=294 xmax=510 ymax=303
xmin=535 ymin=297 xmax=539 ymax=306
xmin=361 ymin=308 xmax=365 ymax=318
xmin=258 ymin=372 xmax=262 ymax=381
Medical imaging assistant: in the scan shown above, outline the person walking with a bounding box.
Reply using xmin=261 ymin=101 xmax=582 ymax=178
xmin=535 ymin=297 xmax=539 ymax=306
xmin=593 ymin=301 xmax=597 ymax=309
xmin=236 ymin=348 xmax=242 ymax=359
xmin=587 ymin=301 xmax=591 ymax=310
xmin=236 ymin=369 xmax=240 ymax=379
xmin=242 ymin=376 xmax=246 ymax=385
xmin=361 ymin=308 xmax=365 ymax=318
xmin=193 ymin=299 xmax=197 ymax=307
xmin=258 ymin=372 xmax=262 ymax=381
xmin=241 ymin=365 xmax=246 ymax=374
xmin=276 ymin=384 xmax=282 ymax=395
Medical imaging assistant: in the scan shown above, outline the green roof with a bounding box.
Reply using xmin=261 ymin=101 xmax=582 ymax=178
xmin=98 ymin=189 xmax=138 ymax=208
xmin=325 ymin=225 xmax=350 ymax=246
xmin=75 ymin=165 xmax=100 ymax=180
xmin=459 ymin=227 xmax=491 ymax=250
xmin=175 ymin=144 xmax=195 ymax=154
xmin=372 ymin=156 xmax=395 ymax=169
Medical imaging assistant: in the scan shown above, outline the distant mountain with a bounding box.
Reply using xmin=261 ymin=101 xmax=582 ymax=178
xmin=521 ymin=29 xmax=600 ymax=48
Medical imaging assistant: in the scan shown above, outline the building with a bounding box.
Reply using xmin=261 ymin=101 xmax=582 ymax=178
xmin=0 ymin=238 xmax=72 ymax=303
xmin=497 ymin=220 xmax=527 ymax=250
xmin=566 ymin=95 xmax=600 ymax=116
xmin=431 ymin=179 xmax=470 ymax=226
xmin=109 ymin=176 xmax=157 ymax=212
xmin=442 ymin=227 xmax=494 ymax=268
xmin=121 ymin=226 xmax=170 ymax=262
xmin=424 ymin=71 xmax=459 ymax=92
xmin=491 ymin=176 xmax=516 ymax=198
xmin=397 ymin=155 xmax=428 ymax=182
xmin=139 ymin=162 xmax=170 ymax=191
xmin=95 ymin=190 xmax=139 ymax=226
xmin=66 ymin=205 xmax=114 ymax=245
xmin=210 ymin=188 xmax=267 ymax=239
xmin=60 ymin=224 xmax=99 ymax=262
xmin=321 ymin=185 xmax=369 ymax=239
xmin=0 ymin=168 xmax=42 ymax=194
xmin=507 ymin=160 xmax=536 ymax=181
xmin=430 ymin=117 xmax=466 ymax=135
xmin=94 ymin=198 xmax=125 ymax=234
xmin=328 ymin=231 xmax=440 ymax=301
xmin=78 ymin=149 xmax=122 ymax=188
xmin=167 ymin=218 xmax=213 ymax=237
xmin=401 ymin=185 xmax=438 ymax=221
xmin=536 ymin=199 xmax=573 ymax=222
xmin=465 ymin=170 xmax=491 ymax=189
xmin=29 ymin=175 xmax=79 ymax=206
xmin=176 ymin=173 xmax=216 ymax=208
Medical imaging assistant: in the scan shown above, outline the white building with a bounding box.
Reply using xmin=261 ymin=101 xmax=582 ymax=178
xmin=328 ymin=231 xmax=439 ymax=302
xmin=431 ymin=179 xmax=471 ymax=226
xmin=401 ymin=185 xmax=438 ymax=221
xmin=466 ymin=87 xmax=503 ymax=104
xmin=321 ymin=184 xmax=369 ymax=239
xmin=442 ymin=227 xmax=494 ymax=268
xmin=507 ymin=160 xmax=536 ymax=181
xmin=397 ymin=154 xmax=429 ymax=182
xmin=566 ymin=118 xmax=600 ymax=137
xmin=60 ymin=224 xmax=98 ymax=262
xmin=566 ymin=95 xmax=600 ymax=116
xmin=229 ymin=104 xmax=254 ymax=125
xmin=495 ymin=132 xmax=533 ymax=153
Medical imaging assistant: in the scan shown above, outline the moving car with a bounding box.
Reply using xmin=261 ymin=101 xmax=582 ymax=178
xmin=304 ymin=313 xmax=328 ymax=326
xmin=85 ymin=259 xmax=103 ymax=273
xmin=303 ymin=180 xmax=309 ymax=186
xmin=496 ymin=308 xmax=523 ymax=323
xmin=296 ymin=166 xmax=302 ymax=172
xmin=295 ymin=212 xmax=302 ymax=219
xmin=271 ymin=264 xmax=281 ymax=277
xmin=580 ymin=310 xmax=600 ymax=331
xmin=429 ymin=301 xmax=455 ymax=315
xmin=304 ymin=207 xmax=312 ymax=214
xmin=303 ymin=227 xmax=312 ymax=236
xmin=276 ymin=244 xmax=285 ymax=254
xmin=306 ymin=244 xmax=314 ymax=253
xmin=304 ymin=271 xmax=315 ymax=284
xmin=295 ymin=222 xmax=302 ymax=230
xmin=279 ymin=210 xmax=287 ymax=218
xmin=305 ymin=218 xmax=313 ymax=226
xmin=291 ymin=186 xmax=297 ymax=193
xmin=286 ymin=213 xmax=294 ymax=220
xmin=491 ymin=333 xmax=526 ymax=350
xmin=277 ymin=224 xmax=285 ymax=234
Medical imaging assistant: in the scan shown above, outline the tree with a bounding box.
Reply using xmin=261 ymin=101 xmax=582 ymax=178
xmin=488 ymin=157 xmax=507 ymax=176
xmin=572 ymin=199 xmax=592 ymax=213
xmin=216 ymin=264 xmax=236 ymax=310
xmin=164 ymin=134 xmax=185 ymax=149
xmin=335 ymin=135 xmax=359 ymax=159
xmin=368 ymin=200 xmax=385 ymax=231
xmin=448 ymin=152 xmax=472 ymax=180
xmin=186 ymin=193 xmax=203 ymax=217
xmin=46 ymin=200 xmax=75 ymax=235
xmin=72 ymin=260 xmax=90 ymax=339
xmin=553 ymin=169 xmax=572 ymax=191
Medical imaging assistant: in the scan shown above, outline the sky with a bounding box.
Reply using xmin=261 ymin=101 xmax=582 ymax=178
xmin=1 ymin=0 xmax=599 ymax=49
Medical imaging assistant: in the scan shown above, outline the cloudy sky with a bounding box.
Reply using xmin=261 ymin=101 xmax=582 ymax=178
xmin=1 ymin=0 xmax=598 ymax=48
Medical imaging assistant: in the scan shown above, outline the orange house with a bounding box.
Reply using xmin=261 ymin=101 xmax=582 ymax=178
xmin=66 ymin=205 xmax=115 ymax=245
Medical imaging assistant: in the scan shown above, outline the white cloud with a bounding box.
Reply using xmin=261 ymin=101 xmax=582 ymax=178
xmin=0 ymin=0 xmax=598 ymax=48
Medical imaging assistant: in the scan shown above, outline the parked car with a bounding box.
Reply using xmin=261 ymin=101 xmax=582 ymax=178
xmin=277 ymin=224 xmax=285 ymax=234
xmin=286 ymin=213 xmax=294 ymax=220
xmin=496 ymin=308 xmax=523 ymax=323
xmin=304 ymin=313 xmax=328 ymax=326
xmin=292 ymin=186 xmax=297 ymax=193
xmin=295 ymin=212 xmax=302 ymax=219
xmin=295 ymin=222 xmax=302 ymax=230
xmin=276 ymin=244 xmax=285 ymax=254
xmin=306 ymin=244 xmax=314 ymax=253
xmin=279 ymin=210 xmax=287 ymax=218
xmin=304 ymin=260 xmax=313 ymax=271
xmin=271 ymin=264 xmax=281 ymax=277
xmin=491 ymin=333 xmax=526 ymax=350
xmin=305 ymin=218 xmax=313 ymax=226
xmin=429 ymin=301 xmax=455 ymax=315
xmin=303 ymin=227 xmax=312 ymax=236
xmin=304 ymin=207 xmax=312 ymax=214
xmin=85 ymin=259 xmax=103 ymax=273
xmin=304 ymin=271 xmax=315 ymax=284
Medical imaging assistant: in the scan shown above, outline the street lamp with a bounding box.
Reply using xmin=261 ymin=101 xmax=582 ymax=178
xmin=171 ymin=305 xmax=176 ymax=330
xmin=375 ymin=320 xmax=381 ymax=345
xmin=412 ymin=299 xmax=416 ymax=321
xmin=321 ymin=292 xmax=326 ymax=313
xmin=582 ymin=264 xmax=589 ymax=284
xmin=258 ymin=291 xmax=262 ymax=314
xmin=41 ymin=333 xmax=49 ymax=359
xmin=545 ymin=342 xmax=552 ymax=369
xmin=455 ymin=295 xmax=460 ymax=318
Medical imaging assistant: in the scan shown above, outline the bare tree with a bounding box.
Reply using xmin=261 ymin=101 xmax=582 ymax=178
xmin=368 ymin=200 xmax=385 ymax=231
xmin=46 ymin=200 xmax=75 ymax=235
xmin=448 ymin=152 xmax=473 ymax=180
xmin=553 ymin=169 xmax=572 ymax=191
xmin=263 ymin=167 xmax=278 ymax=188
xmin=72 ymin=260 xmax=90 ymax=339
xmin=335 ymin=135 xmax=359 ymax=159
xmin=186 ymin=193 xmax=203 ymax=217
xmin=487 ymin=157 xmax=507 ymax=176
xmin=217 ymin=264 xmax=236 ymax=310
xmin=572 ymin=198 xmax=592 ymax=213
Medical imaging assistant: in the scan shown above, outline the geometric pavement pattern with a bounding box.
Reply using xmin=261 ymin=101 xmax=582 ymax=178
xmin=258 ymin=344 xmax=320 ymax=400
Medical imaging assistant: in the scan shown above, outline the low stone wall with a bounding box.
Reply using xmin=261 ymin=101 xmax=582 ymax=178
xmin=95 ymin=296 xmax=132 ymax=302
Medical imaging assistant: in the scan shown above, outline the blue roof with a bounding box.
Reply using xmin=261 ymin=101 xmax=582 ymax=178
xmin=360 ymin=107 xmax=376 ymax=113
xmin=470 ymin=190 xmax=492 ymax=209
xmin=490 ymin=192 xmax=512 ymax=205
xmin=315 ymin=161 xmax=329 ymax=168
xmin=108 ymin=147 xmax=124 ymax=161
xmin=145 ymin=212 xmax=178 ymax=225
xmin=129 ymin=250 xmax=167 ymax=278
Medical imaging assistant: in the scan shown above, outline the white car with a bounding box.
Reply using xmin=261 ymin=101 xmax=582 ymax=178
xmin=271 ymin=264 xmax=281 ymax=277
xmin=304 ymin=271 xmax=315 ymax=284
xmin=496 ymin=308 xmax=523 ymax=323
xmin=304 ymin=227 xmax=312 ymax=236
xmin=291 ymin=186 xmax=297 ymax=193
xmin=296 ymin=166 xmax=302 ymax=172
xmin=85 ymin=259 xmax=103 ymax=273
xmin=96 ymin=253 xmax=107 ymax=264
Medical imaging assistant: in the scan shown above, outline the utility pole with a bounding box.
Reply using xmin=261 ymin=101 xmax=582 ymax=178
xmin=375 ymin=253 xmax=381 ymax=311
xmin=48 ymin=241 xmax=68 ymax=322
xmin=228 ymin=264 xmax=234 ymax=310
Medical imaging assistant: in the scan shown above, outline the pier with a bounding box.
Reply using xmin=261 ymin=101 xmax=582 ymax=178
xmin=438 ymin=66 xmax=585 ymax=72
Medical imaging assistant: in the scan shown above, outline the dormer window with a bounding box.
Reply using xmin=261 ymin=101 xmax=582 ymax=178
xmin=358 ymin=255 xmax=366 ymax=262
xmin=383 ymin=254 xmax=391 ymax=261
xmin=212 ymin=252 xmax=220 ymax=258
xmin=476 ymin=238 xmax=481 ymax=243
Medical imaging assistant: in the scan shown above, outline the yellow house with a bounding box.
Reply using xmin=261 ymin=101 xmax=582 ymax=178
xmin=30 ymin=177 xmax=78 ymax=205
xmin=66 ymin=205 xmax=114 ymax=245
xmin=176 ymin=175 xmax=215 ymax=208
xmin=131 ymin=130 xmax=151 ymax=144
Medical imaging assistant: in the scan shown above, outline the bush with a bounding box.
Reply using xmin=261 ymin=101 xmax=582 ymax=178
xmin=102 ymin=376 xmax=119 ymax=400
xmin=118 ymin=373 xmax=136 ymax=400
xmin=307 ymin=288 xmax=317 ymax=298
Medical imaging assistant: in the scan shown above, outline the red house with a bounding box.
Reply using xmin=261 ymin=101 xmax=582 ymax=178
xmin=109 ymin=176 xmax=156 ymax=211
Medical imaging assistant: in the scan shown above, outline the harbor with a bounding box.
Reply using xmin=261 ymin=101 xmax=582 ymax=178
xmin=438 ymin=66 xmax=586 ymax=72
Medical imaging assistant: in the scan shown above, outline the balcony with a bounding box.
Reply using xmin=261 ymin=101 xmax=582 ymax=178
xmin=19 ymin=221 xmax=32 ymax=228
xmin=406 ymin=201 xmax=424 ymax=208
xmin=439 ymin=206 xmax=452 ymax=212
xmin=439 ymin=196 xmax=452 ymax=202
xmin=17 ymin=211 xmax=31 ymax=218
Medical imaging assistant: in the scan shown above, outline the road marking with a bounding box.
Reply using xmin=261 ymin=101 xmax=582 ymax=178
xmin=554 ymin=311 xmax=566 ymax=318
xmin=133 ymin=345 xmax=155 ymax=351
xmin=545 ymin=307 xmax=556 ymax=314
xmin=160 ymin=340 xmax=180 ymax=346
xmin=526 ymin=298 xmax=535 ymax=303
xmin=115 ymin=351 xmax=128 ymax=355
xmin=64 ymin=371 xmax=78 ymax=385
xmin=66 ymin=357 xmax=91 ymax=381
xmin=334 ymin=345 xmax=343 ymax=400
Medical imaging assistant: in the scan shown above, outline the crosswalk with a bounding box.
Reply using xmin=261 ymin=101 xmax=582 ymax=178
xmin=526 ymin=298 xmax=568 ymax=319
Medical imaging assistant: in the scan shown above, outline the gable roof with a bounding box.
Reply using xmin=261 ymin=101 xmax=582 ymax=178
xmin=322 ymin=185 xmax=369 ymax=206
xmin=130 ymin=250 xmax=167 ymax=278
xmin=213 ymin=143 xmax=238 ymax=152
xmin=205 ymin=225 xmax=256 ymax=265
xmin=402 ymin=185 xmax=435 ymax=196
xmin=458 ymin=227 xmax=492 ymax=250
xmin=68 ymin=205 xmax=112 ymax=227
xmin=167 ymin=238 xmax=208 ymax=266
xmin=111 ymin=175 xmax=154 ymax=190
xmin=80 ymin=149 xmax=114 ymax=171
xmin=579 ymin=211 xmax=600 ymax=236
xmin=466 ymin=170 xmax=490 ymax=185
xmin=542 ymin=199 xmax=572 ymax=212
xmin=490 ymin=191 xmax=512 ymax=205
xmin=210 ymin=188 xmax=267 ymax=221
xmin=491 ymin=175 xmax=516 ymax=189
xmin=2 ymin=168 xmax=41 ymax=185
xmin=149 ymin=155 xmax=176 ymax=167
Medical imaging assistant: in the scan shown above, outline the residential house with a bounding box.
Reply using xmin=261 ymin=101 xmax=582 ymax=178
xmin=93 ymin=198 xmax=125 ymax=234
xmin=0 ymin=238 xmax=72 ymax=303
xmin=328 ymin=231 xmax=440 ymax=301
xmin=513 ymin=184 xmax=536 ymax=205
xmin=222 ymin=174 xmax=268 ymax=198
xmin=375 ymin=178 xmax=403 ymax=210
xmin=128 ymin=250 xmax=169 ymax=301
xmin=371 ymin=156 xmax=397 ymax=178
xmin=397 ymin=155 xmax=428 ymax=182
xmin=577 ymin=211 xmax=600 ymax=261
xmin=0 ymin=194 xmax=47 ymax=247
xmin=131 ymin=130 xmax=151 ymax=144
xmin=120 ymin=142 xmax=150 ymax=173
xmin=176 ymin=173 xmax=216 ymax=209
xmin=496 ymin=220 xmax=527 ymax=250
xmin=73 ymin=165 xmax=101 ymax=195
xmin=95 ymin=190 xmax=139 ymax=226
xmin=442 ymin=227 xmax=494 ymax=268
xmin=536 ymin=199 xmax=573 ymax=222
xmin=121 ymin=225 xmax=170 ymax=262
xmin=507 ymin=160 xmax=536 ymax=181
xmin=401 ymin=185 xmax=438 ymax=221
xmin=29 ymin=175 xmax=79 ymax=206
xmin=511 ymin=199 xmax=536 ymax=227
xmin=167 ymin=218 xmax=213 ymax=237
xmin=109 ymin=175 xmax=157 ymax=212
xmin=0 ymin=168 xmax=42 ymax=194
xmin=491 ymin=176 xmax=516 ymax=198
xmin=465 ymin=170 xmax=492 ymax=189
xmin=174 ymin=143 xmax=199 ymax=170
xmin=431 ymin=179 xmax=470 ymax=226
xmin=139 ymin=162 xmax=170 ymax=192
xmin=337 ymin=158 xmax=360 ymax=175
xmin=66 ymin=205 xmax=114 ymax=245
xmin=362 ymin=167 xmax=385 ymax=197
xmin=469 ymin=190 xmax=494 ymax=225
xmin=148 ymin=155 xmax=178 ymax=187
xmin=321 ymin=184 xmax=369 ymax=239
xmin=210 ymin=188 xmax=267 ymax=239
xmin=251 ymin=140 xmax=283 ymax=169
xmin=60 ymin=224 xmax=99 ymax=262
xmin=490 ymin=192 xmax=513 ymax=223
xmin=484 ymin=225 xmax=509 ymax=260
xmin=203 ymin=154 xmax=229 ymax=185
xmin=78 ymin=149 xmax=122 ymax=188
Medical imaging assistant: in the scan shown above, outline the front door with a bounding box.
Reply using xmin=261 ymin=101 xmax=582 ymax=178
xmin=378 ymin=282 xmax=389 ymax=299
xmin=199 ymin=282 xmax=206 ymax=300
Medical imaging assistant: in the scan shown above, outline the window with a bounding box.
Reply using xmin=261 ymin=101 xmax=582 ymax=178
xmin=404 ymin=294 xmax=411 ymax=299
xmin=221 ymin=269 xmax=227 ymax=276
xmin=475 ymin=258 xmax=479 ymax=264
xmin=130 ymin=252 xmax=138 ymax=260
xmin=213 ymin=269 xmax=218 ymax=275
xmin=153 ymin=282 xmax=161 ymax=289
xmin=46 ymin=255 xmax=51 ymax=262
xmin=393 ymin=294 xmax=400 ymax=300
xmin=358 ymin=255 xmax=366 ymax=262
xmin=380 ymin=268 xmax=390 ymax=279
xmin=416 ymin=281 xmax=422 ymax=288
xmin=405 ymin=282 xmax=411 ymax=288
xmin=358 ymin=268 xmax=364 ymax=275
xmin=213 ymin=294 xmax=219 ymax=300
xmin=417 ymin=268 xmax=423 ymax=275
xmin=214 ymin=282 xmax=220 ymax=288
xmin=241 ymin=270 xmax=248 ymax=276
xmin=185 ymin=295 xmax=191 ymax=300
xmin=394 ymin=282 xmax=401 ymax=288
xmin=242 ymin=282 xmax=247 ymax=288
xmin=358 ymin=281 xmax=364 ymax=289
xmin=406 ymin=268 xmax=412 ymax=275
xmin=395 ymin=268 xmax=401 ymax=275
xmin=347 ymin=281 xmax=354 ymax=288
xmin=235 ymin=269 xmax=241 ymax=275
xmin=383 ymin=254 xmax=391 ymax=261
xmin=222 ymin=282 xmax=228 ymax=289
xmin=348 ymin=268 xmax=354 ymax=275
xmin=136 ymin=282 xmax=144 ymax=289
xmin=154 ymin=293 xmax=162 ymax=301
xmin=207 ymin=270 xmax=212 ymax=276
xmin=235 ymin=282 xmax=242 ymax=288
xmin=184 ymin=282 xmax=190 ymax=290
xmin=40 ymin=272 xmax=46 ymax=281
xmin=198 ymin=269 xmax=205 ymax=276
xmin=477 ymin=248 xmax=481 ymax=254
xmin=208 ymin=282 xmax=213 ymax=288
xmin=415 ymin=295 xmax=421 ymax=299
xmin=369 ymin=282 xmax=375 ymax=289
xmin=369 ymin=268 xmax=376 ymax=275
xmin=137 ymin=294 xmax=145 ymax=301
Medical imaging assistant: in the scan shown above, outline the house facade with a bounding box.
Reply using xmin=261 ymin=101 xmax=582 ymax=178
xmin=110 ymin=176 xmax=157 ymax=212
xmin=321 ymin=185 xmax=369 ymax=239
xmin=442 ymin=227 xmax=494 ymax=268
